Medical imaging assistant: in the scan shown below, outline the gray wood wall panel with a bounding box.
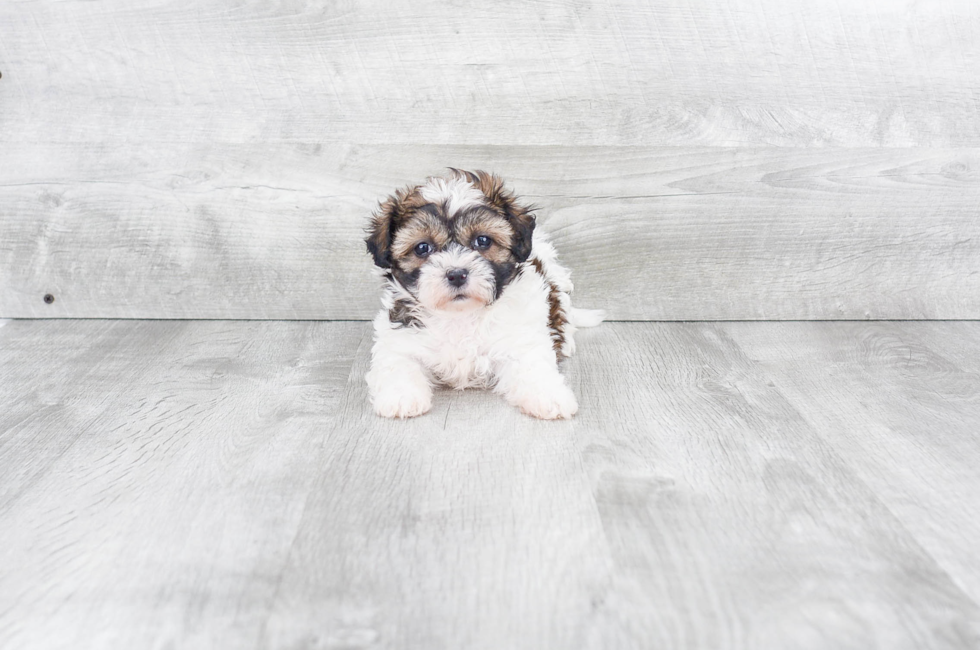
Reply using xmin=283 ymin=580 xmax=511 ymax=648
xmin=1 ymin=0 xmax=977 ymax=147
xmin=1 ymin=1 xmax=979 ymax=319
xmin=2 ymin=144 xmax=978 ymax=319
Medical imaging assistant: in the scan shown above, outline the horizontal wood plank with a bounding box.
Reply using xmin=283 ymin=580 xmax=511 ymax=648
xmin=0 ymin=0 xmax=978 ymax=146
xmin=1 ymin=144 xmax=978 ymax=319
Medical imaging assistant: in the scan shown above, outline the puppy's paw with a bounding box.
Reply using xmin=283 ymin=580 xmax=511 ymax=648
xmin=372 ymin=382 xmax=433 ymax=419
xmin=514 ymin=382 xmax=578 ymax=420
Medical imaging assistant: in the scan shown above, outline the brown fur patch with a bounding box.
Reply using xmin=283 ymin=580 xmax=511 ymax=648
xmin=530 ymin=259 xmax=569 ymax=359
xmin=389 ymin=297 xmax=421 ymax=328
xmin=453 ymin=209 xmax=516 ymax=265
xmin=450 ymin=169 xmax=536 ymax=262
xmin=366 ymin=185 xmax=431 ymax=268
xmin=456 ymin=170 xmax=512 ymax=211
xmin=391 ymin=211 xmax=451 ymax=269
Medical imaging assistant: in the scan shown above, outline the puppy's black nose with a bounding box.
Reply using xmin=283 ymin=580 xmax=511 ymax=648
xmin=446 ymin=268 xmax=468 ymax=287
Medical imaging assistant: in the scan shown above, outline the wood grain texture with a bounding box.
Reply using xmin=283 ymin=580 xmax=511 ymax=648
xmin=569 ymin=322 xmax=980 ymax=649
xmin=2 ymin=0 xmax=979 ymax=319
xmin=2 ymin=320 xmax=980 ymax=649
xmin=725 ymin=321 xmax=980 ymax=605
xmin=2 ymin=144 xmax=978 ymax=319
xmin=259 ymin=329 xmax=610 ymax=650
xmin=0 ymin=320 xmax=364 ymax=649
xmin=0 ymin=0 xmax=978 ymax=146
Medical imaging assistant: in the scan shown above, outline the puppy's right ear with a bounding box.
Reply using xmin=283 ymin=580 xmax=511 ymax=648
xmin=366 ymin=196 xmax=398 ymax=269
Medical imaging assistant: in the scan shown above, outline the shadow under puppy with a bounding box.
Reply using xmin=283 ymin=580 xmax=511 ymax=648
xmin=365 ymin=169 xmax=604 ymax=419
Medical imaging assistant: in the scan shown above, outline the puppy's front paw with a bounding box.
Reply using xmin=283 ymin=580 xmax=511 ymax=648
xmin=515 ymin=382 xmax=578 ymax=420
xmin=372 ymin=382 xmax=433 ymax=419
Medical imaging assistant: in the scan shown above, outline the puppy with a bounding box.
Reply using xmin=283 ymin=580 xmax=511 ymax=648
xmin=364 ymin=169 xmax=604 ymax=419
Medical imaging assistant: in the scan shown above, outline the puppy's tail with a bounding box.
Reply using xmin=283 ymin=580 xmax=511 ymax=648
xmin=568 ymin=307 xmax=606 ymax=328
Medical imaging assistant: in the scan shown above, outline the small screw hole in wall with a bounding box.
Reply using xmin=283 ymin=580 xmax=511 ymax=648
xmin=43 ymin=294 xmax=55 ymax=304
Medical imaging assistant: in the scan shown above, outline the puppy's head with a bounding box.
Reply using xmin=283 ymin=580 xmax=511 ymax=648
xmin=366 ymin=169 xmax=536 ymax=313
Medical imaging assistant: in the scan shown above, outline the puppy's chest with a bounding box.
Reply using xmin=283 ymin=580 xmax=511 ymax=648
xmin=418 ymin=317 xmax=496 ymax=389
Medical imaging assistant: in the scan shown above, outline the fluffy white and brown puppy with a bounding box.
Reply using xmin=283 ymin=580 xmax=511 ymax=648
xmin=364 ymin=169 xmax=604 ymax=419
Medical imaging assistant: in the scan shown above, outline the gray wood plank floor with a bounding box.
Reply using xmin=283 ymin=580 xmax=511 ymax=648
xmin=1 ymin=320 xmax=979 ymax=649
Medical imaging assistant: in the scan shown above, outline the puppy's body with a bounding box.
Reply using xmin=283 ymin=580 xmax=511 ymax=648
xmin=365 ymin=170 xmax=603 ymax=419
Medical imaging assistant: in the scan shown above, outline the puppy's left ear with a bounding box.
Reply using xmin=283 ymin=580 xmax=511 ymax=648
xmin=506 ymin=203 xmax=536 ymax=263
xmin=461 ymin=169 xmax=537 ymax=263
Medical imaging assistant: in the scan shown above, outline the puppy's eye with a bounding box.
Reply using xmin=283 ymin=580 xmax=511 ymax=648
xmin=473 ymin=235 xmax=492 ymax=250
xmin=414 ymin=242 xmax=432 ymax=257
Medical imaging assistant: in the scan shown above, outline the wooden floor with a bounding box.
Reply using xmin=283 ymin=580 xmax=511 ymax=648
xmin=2 ymin=319 xmax=979 ymax=650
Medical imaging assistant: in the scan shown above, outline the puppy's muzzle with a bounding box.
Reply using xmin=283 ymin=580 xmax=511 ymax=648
xmin=446 ymin=268 xmax=468 ymax=288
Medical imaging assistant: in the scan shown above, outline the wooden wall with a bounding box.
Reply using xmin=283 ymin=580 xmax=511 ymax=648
xmin=1 ymin=0 xmax=978 ymax=319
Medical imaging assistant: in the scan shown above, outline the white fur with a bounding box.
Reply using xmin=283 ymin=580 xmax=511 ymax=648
xmin=366 ymin=233 xmax=603 ymax=420
xmin=419 ymin=175 xmax=485 ymax=215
